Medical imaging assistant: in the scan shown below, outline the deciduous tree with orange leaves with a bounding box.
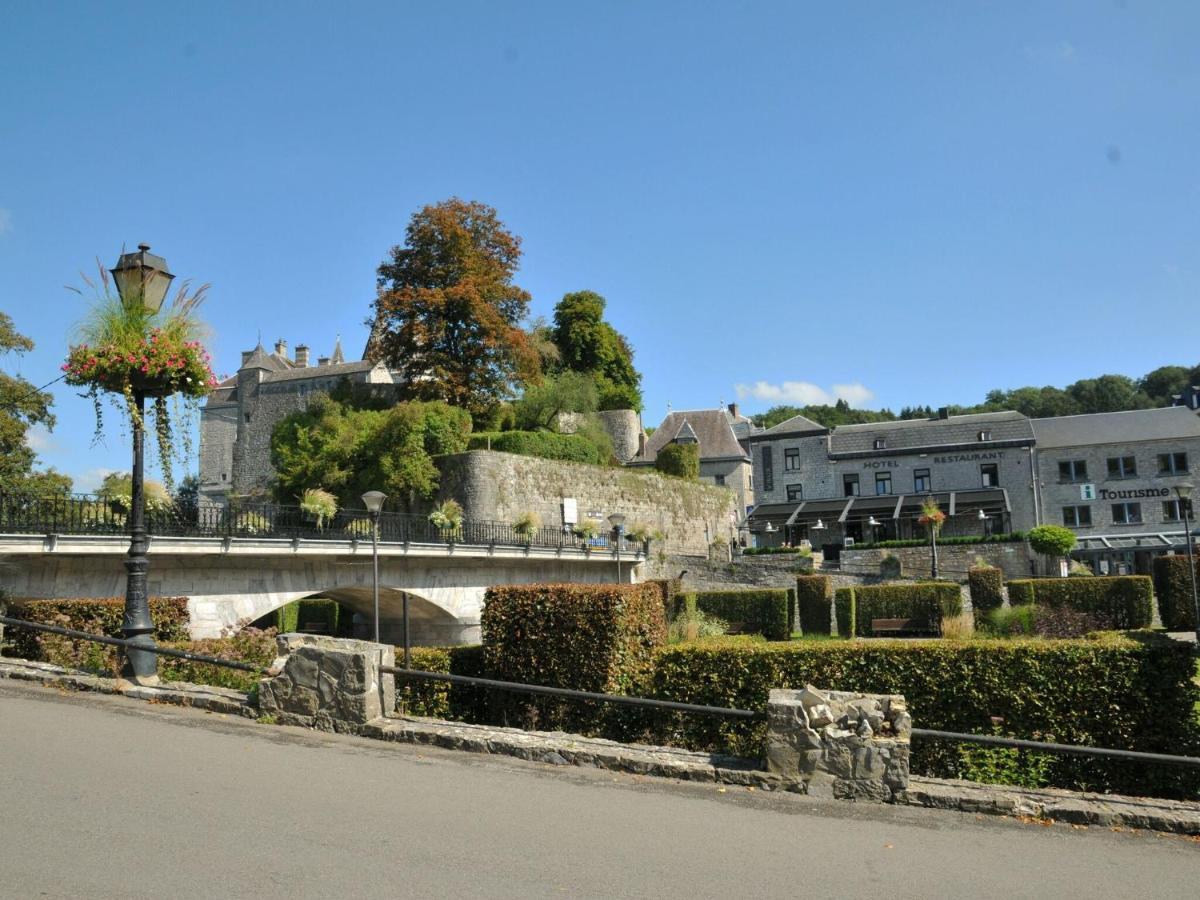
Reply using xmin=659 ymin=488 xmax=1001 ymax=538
xmin=368 ymin=198 xmax=538 ymax=415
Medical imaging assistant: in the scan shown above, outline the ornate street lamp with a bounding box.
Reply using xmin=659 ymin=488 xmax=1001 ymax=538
xmin=362 ymin=491 xmax=397 ymax=658
xmin=608 ymin=512 xmax=626 ymax=583
xmin=867 ymin=515 xmax=881 ymax=545
xmin=112 ymin=244 xmax=174 ymax=685
xmin=1174 ymin=484 xmax=1199 ymax=643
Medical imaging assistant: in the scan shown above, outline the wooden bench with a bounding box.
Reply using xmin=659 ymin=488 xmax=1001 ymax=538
xmin=724 ymin=621 xmax=748 ymax=635
xmin=870 ymin=617 xmax=936 ymax=637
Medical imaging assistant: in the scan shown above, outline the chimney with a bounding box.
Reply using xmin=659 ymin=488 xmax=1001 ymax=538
xmin=728 ymin=402 xmax=740 ymax=419
xmin=274 ymin=339 xmax=288 ymax=359
xmin=295 ymin=344 xmax=310 ymax=367
xmin=317 ymin=356 xmax=330 ymax=367
xmin=937 ymin=406 xmax=951 ymax=420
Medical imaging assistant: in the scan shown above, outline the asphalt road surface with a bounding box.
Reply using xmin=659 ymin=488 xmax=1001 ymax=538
xmin=0 ymin=680 xmax=1196 ymax=899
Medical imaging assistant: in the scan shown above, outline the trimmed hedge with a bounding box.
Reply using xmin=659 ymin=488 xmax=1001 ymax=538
xmin=467 ymin=431 xmax=605 ymax=465
xmin=159 ymin=630 xmax=279 ymax=692
xmin=834 ymin=583 xmax=962 ymax=636
xmin=688 ymin=589 xmax=791 ymax=641
xmin=1005 ymin=576 xmax=1153 ymax=630
xmin=482 ymin=583 xmax=666 ymax=730
xmin=647 ymin=634 xmax=1200 ymax=798
xmin=1152 ymin=555 xmax=1199 ymax=632
xmin=856 ymin=532 xmax=1026 ymax=550
xmin=968 ymin=567 xmax=1005 ymax=619
xmin=795 ymin=575 xmax=832 ymax=636
xmin=276 ymin=598 xmax=345 ymax=635
xmin=394 ymin=644 xmax=489 ymax=722
xmin=740 ymin=546 xmax=806 ymax=556
xmin=4 ymin=597 xmax=191 ymax=668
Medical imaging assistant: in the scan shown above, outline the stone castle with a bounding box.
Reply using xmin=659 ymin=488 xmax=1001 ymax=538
xmin=198 ymin=338 xmax=397 ymax=506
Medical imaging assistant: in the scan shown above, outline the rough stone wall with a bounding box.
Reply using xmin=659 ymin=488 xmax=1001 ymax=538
xmin=839 ymin=541 xmax=1035 ymax=581
xmin=198 ymin=400 xmax=237 ymax=506
xmin=643 ymin=551 xmax=813 ymax=589
xmin=436 ymin=451 xmax=736 ymax=556
xmin=598 ymin=409 xmax=643 ymax=463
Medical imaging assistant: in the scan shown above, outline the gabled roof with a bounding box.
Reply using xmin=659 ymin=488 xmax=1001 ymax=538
xmin=639 ymin=409 xmax=750 ymax=462
xmin=262 ymin=360 xmax=384 ymax=384
xmin=239 ymin=343 xmax=289 ymax=373
xmin=829 ymin=411 xmax=1033 ymax=456
xmin=1032 ymin=406 xmax=1200 ymax=449
xmin=674 ymin=420 xmax=698 ymax=443
xmin=748 ymin=413 xmax=828 ymax=441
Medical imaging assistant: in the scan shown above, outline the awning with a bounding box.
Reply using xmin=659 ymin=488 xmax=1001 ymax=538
xmin=1075 ymin=531 xmax=1190 ymax=553
xmin=743 ymin=503 xmax=800 ymax=530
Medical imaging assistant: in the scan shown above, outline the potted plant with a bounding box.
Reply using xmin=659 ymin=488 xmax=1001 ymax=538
xmin=512 ymin=510 xmax=541 ymax=544
xmin=63 ymin=261 xmax=216 ymax=489
xmin=572 ymin=518 xmax=600 ymax=549
xmin=918 ymin=498 xmax=947 ymax=579
xmin=300 ymin=488 xmax=338 ymax=530
xmin=429 ymin=499 xmax=464 ymax=540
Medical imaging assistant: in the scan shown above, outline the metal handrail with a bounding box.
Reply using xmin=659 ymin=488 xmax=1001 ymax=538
xmin=4 ymin=615 xmax=1198 ymax=769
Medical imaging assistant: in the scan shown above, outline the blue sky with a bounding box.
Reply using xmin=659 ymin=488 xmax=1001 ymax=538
xmin=2 ymin=2 xmax=1198 ymax=490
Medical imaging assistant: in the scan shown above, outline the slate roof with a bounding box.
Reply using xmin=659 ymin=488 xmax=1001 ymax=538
xmin=748 ymin=413 xmax=828 ymax=441
xmin=828 ymin=411 xmax=1033 ymax=456
xmin=1031 ymin=406 xmax=1200 ymax=449
xmin=262 ymin=360 xmax=382 ymax=384
xmin=239 ymin=343 xmax=291 ymax=372
xmin=639 ymin=409 xmax=750 ymax=462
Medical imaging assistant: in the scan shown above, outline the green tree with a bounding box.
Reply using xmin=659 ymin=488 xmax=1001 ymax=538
xmin=655 ymin=443 xmax=699 ymax=479
xmin=513 ymin=371 xmax=598 ymax=431
xmin=1138 ymin=365 xmax=1192 ymax=407
xmin=1066 ymin=375 xmax=1150 ymax=414
xmin=551 ymin=291 xmax=643 ymax=411
xmin=370 ymin=198 xmax=538 ymax=414
xmin=270 ymin=395 xmax=471 ymax=509
xmin=0 ymin=312 xmax=71 ymax=496
xmin=1028 ymin=524 xmax=1078 ymax=558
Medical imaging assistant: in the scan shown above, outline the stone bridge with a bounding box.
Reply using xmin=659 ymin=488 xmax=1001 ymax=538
xmin=0 ymin=533 xmax=642 ymax=645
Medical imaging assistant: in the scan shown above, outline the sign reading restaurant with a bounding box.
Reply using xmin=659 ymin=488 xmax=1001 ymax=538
xmin=861 ymin=450 xmax=1007 ymax=470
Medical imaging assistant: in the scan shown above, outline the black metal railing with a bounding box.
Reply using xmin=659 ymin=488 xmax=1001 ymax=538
xmin=4 ymin=614 xmax=1197 ymax=771
xmin=0 ymin=492 xmax=647 ymax=555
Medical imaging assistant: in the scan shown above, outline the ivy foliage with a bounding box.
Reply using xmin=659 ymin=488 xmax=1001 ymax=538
xmin=655 ymin=443 xmax=699 ymax=480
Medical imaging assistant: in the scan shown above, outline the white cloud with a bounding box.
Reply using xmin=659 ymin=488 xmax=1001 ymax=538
xmin=74 ymin=467 xmax=119 ymax=494
xmin=0 ymin=209 xmax=11 ymax=236
xmin=24 ymin=423 xmax=55 ymax=454
xmin=734 ymin=380 xmax=875 ymax=407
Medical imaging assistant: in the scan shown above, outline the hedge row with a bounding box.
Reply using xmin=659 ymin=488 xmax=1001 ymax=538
xmin=794 ymin=575 xmax=832 ymax=636
xmin=833 ymin=583 xmax=962 ymax=636
xmin=158 ymin=630 xmax=279 ymax=692
xmin=3 ymin=597 xmax=191 ymax=666
xmin=647 ymin=634 xmax=1200 ymax=798
xmin=467 ymin=431 xmax=605 ymax=465
xmin=740 ymin=546 xmax=806 ymax=556
xmin=275 ymin=598 xmax=345 ymax=635
xmin=481 ymin=583 xmax=665 ymax=731
xmin=1152 ymin=555 xmax=1199 ymax=632
xmin=1006 ymin=576 xmax=1153 ymax=630
xmin=968 ymin=567 xmax=1005 ymax=618
xmin=394 ymin=645 xmax=489 ymax=721
xmin=685 ymin=590 xmax=791 ymax=640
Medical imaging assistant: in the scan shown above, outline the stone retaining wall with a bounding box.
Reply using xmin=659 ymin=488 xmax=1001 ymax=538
xmin=839 ymin=541 xmax=1035 ymax=581
xmin=437 ymin=451 xmax=736 ymax=556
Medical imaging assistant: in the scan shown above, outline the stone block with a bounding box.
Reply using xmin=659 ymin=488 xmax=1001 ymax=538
xmin=256 ymin=634 xmax=395 ymax=733
xmin=766 ymin=685 xmax=911 ymax=802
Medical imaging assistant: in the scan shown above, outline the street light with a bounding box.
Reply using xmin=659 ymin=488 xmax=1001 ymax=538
xmin=608 ymin=512 xmax=626 ymax=583
xmin=977 ymin=508 xmax=991 ymax=538
xmin=1174 ymin=484 xmax=1199 ymax=643
xmin=361 ymin=491 xmax=397 ymax=659
xmin=112 ymin=244 xmax=174 ymax=685
xmin=866 ymin=516 xmax=881 ymax=544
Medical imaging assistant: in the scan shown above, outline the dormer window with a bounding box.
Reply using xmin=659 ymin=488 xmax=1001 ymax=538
xmin=978 ymin=430 xmax=992 ymax=441
xmin=873 ymin=438 xmax=886 ymax=450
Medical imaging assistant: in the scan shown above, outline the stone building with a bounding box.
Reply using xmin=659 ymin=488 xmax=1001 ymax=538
xmin=744 ymin=404 xmax=1199 ymax=575
xmin=1031 ymin=406 xmax=1200 ymax=574
xmin=630 ymin=404 xmax=759 ymax=516
xmin=745 ymin=409 xmax=1036 ymax=550
xmin=199 ymin=338 xmax=397 ymax=506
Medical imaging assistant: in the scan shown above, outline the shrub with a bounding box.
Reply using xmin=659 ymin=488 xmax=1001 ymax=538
xmin=834 ymin=583 xmax=962 ymax=636
xmin=467 ymin=431 xmax=605 ymax=466
xmin=1152 ymin=555 xmax=1199 ymax=632
xmin=982 ymin=605 xmax=1036 ymax=637
xmin=689 ymin=589 xmax=791 ymax=641
xmin=967 ymin=566 xmax=1004 ymax=619
xmin=741 ymin=546 xmax=804 ymax=556
xmin=481 ymin=583 xmax=666 ymax=730
xmin=1004 ymin=576 xmax=1153 ymax=630
xmin=879 ymin=554 xmax=902 ymax=578
xmin=857 ymin=532 xmax=1025 ymax=550
xmin=394 ymin=644 xmax=489 ymax=722
xmin=645 ymin=578 xmax=684 ymax=620
xmin=275 ymin=598 xmax=344 ymax=635
xmin=646 ymin=634 xmax=1200 ymax=798
xmin=159 ymin=629 xmax=279 ymax=692
xmin=795 ymin=575 xmax=832 ymax=636
xmin=4 ymin=597 xmax=191 ymax=669
xmin=1027 ymin=524 xmax=1077 ymax=557
xmin=1031 ymin=606 xmax=1102 ymax=639
xmin=654 ymin=443 xmax=699 ymax=480
xmin=668 ymin=608 xmax=730 ymax=643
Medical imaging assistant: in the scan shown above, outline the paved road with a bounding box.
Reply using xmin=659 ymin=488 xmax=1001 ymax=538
xmin=0 ymin=681 xmax=1196 ymax=899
